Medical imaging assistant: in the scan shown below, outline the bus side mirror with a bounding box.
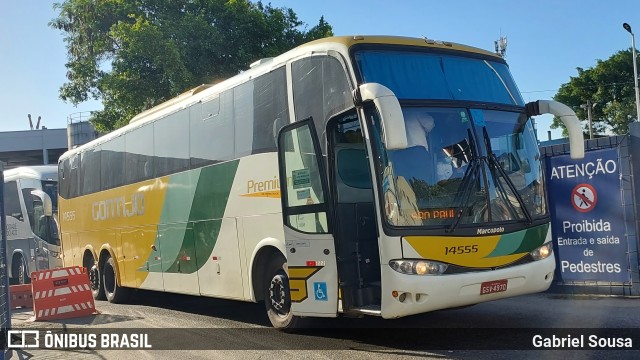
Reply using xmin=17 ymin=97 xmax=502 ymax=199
xmin=30 ymin=189 xmax=53 ymax=217
xmin=526 ymin=100 xmax=585 ymax=159
xmin=355 ymin=83 xmax=408 ymax=150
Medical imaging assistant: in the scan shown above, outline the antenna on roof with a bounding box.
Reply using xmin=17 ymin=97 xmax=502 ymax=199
xmin=494 ymin=35 xmax=507 ymax=58
xmin=28 ymin=114 xmax=33 ymax=130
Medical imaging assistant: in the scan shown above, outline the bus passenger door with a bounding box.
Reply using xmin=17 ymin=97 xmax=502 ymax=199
xmin=277 ymin=119 xmax=338 ymax=317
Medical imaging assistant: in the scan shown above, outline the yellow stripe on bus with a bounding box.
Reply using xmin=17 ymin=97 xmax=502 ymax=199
xmin=404 ymin=235 xmax=525 ymax=268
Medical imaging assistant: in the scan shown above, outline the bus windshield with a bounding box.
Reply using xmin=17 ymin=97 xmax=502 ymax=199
xmin=42 ymin=180 xmax=58 ymax=214
xmin=385 ymin=107 xmax=546 ymax=227
xmin=355 ymin=49 xmax=524 ymax=105
xmin=357 ymin=50 xmax=545 ymax=229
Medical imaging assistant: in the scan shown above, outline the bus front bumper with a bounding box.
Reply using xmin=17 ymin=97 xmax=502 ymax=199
xmin=379 ymin=255 xmax=555 ymax=319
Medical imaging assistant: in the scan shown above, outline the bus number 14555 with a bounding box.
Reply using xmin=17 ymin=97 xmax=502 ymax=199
xmin=444 ymin=245 xmax=479 ymax=255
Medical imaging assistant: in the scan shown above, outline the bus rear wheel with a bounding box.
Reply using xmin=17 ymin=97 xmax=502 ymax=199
xmin=87 ymin=256 xmax=106 ymax=300
xmin=264 ymin=256 xmax=300 ymax=330
xmin=103 ymin=256 xmax=131 ymax=303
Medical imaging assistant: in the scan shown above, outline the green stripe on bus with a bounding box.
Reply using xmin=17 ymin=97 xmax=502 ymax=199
xmin=486 ymin=223 xmax=548 ymax=258
xmin=150 ymin=160 xmax=240 ymax=274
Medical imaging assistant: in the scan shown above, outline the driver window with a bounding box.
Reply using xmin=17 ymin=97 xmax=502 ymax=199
xmin=3 ymin=181 xmax=23 ymax=221
xmin=32 ymin=197 xmax=47 ymax=240
xmin=331 ymin=110 xmax=372 ymax=193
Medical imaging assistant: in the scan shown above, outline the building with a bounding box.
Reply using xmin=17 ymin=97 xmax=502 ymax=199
xmin=0 ymin=128 xmax=67 ymax=168
xmin=0 ymin=113 xmax=100 ymax=169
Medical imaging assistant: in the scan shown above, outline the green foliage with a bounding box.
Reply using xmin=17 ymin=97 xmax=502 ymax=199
xmin=50 ymin=0 xmax=333 ymax=131
xmin=552 ymin=49 xmax=638 ymax=136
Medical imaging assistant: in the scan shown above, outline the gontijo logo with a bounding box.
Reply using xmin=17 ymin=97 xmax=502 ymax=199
xmin=92 ymin=192 xmax=145 ymax=221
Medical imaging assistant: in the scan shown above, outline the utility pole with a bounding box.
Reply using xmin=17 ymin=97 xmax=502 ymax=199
xmin=581 ymin=101 xmax=595 ymax=139
xmin=623 ymin=23 xmax=640 ymax=124
xmin=587 ymin=100 xmax=593 ymax=139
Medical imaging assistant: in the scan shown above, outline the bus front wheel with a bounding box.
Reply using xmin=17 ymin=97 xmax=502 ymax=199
xmin=13 ymin=255 xmax=29 ymax=285
xmin=264 ymin=256 xmax=300 ymax=330
xmin=103 ymin=256 xmax=131 ymax=303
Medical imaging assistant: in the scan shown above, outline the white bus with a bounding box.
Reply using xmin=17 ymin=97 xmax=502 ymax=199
xmin=3 ymin=165 xmax=62 ymax=284
xmin=58 ymin=36 xmax=583 ymax=329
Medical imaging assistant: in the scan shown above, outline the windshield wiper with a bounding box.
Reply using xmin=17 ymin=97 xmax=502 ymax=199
xmin=446 ymin=157 xmax=481 ymax=233
xmin=482 ymin=127 xmax=533 ymax=224
xmin=446 ymin=129 xmax=480 ymax=233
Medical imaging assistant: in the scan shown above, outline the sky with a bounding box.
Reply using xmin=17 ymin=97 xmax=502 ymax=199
xmin=1 ymin=0 xmax=639 ymax=140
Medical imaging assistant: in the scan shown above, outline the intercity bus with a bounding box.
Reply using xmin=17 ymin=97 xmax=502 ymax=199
xmin=3 ymin=165 xmax=62 ymax=284
xmin=57 ymin=36 xmax=583 ymax=328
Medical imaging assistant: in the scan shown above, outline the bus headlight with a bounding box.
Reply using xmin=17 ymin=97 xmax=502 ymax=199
xmin=389 ymin=259 xmax=448 ymax=275
xmin=530 ymin=242 xmax=553 ymax=261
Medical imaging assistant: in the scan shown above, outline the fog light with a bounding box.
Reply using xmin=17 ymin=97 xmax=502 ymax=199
xmin=398 ymin=293 xmax=407 ymax=302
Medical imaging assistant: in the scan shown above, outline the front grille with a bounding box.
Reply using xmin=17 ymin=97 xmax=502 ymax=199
xmin=443 ymin=254 xmax=534 ymax=274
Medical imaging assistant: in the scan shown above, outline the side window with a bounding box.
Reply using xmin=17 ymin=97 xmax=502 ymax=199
xmin=21 ymin=188 xmax=36 ymax=235
xmin=234 ymin=80 xmax=255 ymax=158
xmin=101 ymin=135 xmax=125 ymax=190
xmin=3 ymin=181 xmax=23 ymax=221
xmin=292 ymin=55 xmax=352 ymax=139
xmin=59 ymin=159 xmax=70 ymax=199
xmin=69 ymin=154 xmax=80 ymax=198
xmin=154 ymin=110 xmax=190 ymax=176
xmin=252 ymin=67 xmax=289 ymax=154
xmin=190 ymin=90 xmax=235 ymax=168
xmin=81 ymin=146 xmax=101 ymax=195
xmin=125 ymin=124 xmax=154 ymax=183
xmin=332 ymin=112 xmax=372 ymax=190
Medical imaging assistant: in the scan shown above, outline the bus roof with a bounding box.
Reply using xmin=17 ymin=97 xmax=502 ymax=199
xmin=3 ymin=165 xmax=58 ymax=182
xmin=58 ymin=35 xmax=502 ymax=162
xmin=301 ymin=35 xmax=500 ymax=58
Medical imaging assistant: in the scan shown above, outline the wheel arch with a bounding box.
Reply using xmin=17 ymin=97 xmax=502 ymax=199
xmin=10 ymin=250 xmax=27 ymax=278
xmin=249 ymin=238 xmax=286 ymax=302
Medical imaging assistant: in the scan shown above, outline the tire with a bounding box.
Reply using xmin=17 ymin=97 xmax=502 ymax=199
xmin=87 ymin=257 xmax=106 ymax=300
xmin=14 ymin=256 xmax=29 ymax=285
xmin=103 ymin=256 xmax=131 ymax=303
xmin=264 ymin=256 xmax=301 ymax=330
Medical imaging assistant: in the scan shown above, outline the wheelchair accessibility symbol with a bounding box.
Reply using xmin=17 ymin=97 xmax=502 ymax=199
xmin=313 ymin=282 xmax=328 ymax=301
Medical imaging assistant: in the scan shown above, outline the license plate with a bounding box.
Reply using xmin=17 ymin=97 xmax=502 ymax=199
xmin=480 ymin=279 xmax=508 ymax=295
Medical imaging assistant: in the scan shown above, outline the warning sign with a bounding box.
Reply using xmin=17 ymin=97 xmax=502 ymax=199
xmin=545 ymin=148 xmax=629 ymax=283
xmin=571 ymin=183 xmax=597 ymax=213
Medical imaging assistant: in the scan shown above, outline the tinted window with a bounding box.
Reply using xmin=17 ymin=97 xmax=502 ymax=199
xmin=125 ymin=124 xmax=154 ymax=183
xmin=234 ymin=80 xmax=255 ymax=158
xmin=253 ymin=67 xmax=289 ymax=154
xmin=3 ymin=181 xmax=23 ymax=220
xmin=292 ymin=55 xmax=352 ymax=140
xmin=154 ymin=110 xmax=190 ymax=176
xmin=59 ymin=159 xmax=70 ymax=199
xmin=101 ymin=135 xmax=125 ymax=190
xmin=355 ymin=50 xmax=524 ymax=105
xmin=81 ymin=146 xmax=101 ymax=195
xmin=190 ymin=90 xmax=235 ymax=168
xmin=69 ymin=154 xmax=80 ymax=198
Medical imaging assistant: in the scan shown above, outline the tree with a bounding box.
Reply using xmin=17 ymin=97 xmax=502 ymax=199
xmin=552 ymin=49 xmax=638 ymax=136
xmin=50 ymin=0 xmax=333 ymax=131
